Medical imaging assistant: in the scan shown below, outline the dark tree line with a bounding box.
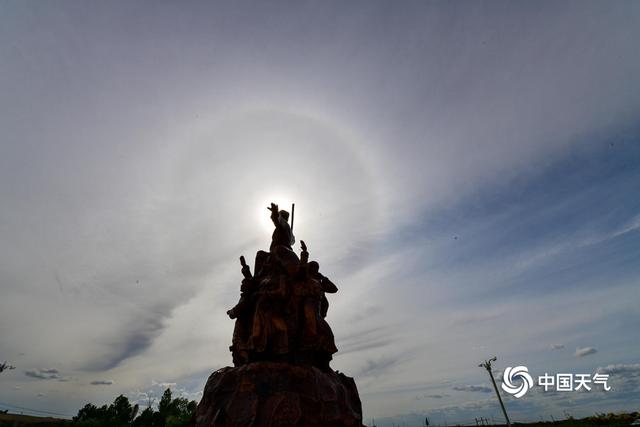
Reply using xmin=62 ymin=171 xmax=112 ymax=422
xmin=72 ymin=388 xmax=196 ymax=427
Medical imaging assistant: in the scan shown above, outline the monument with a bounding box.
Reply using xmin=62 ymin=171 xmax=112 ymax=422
xmin=190 ymin=203 xmax=364 ymax=427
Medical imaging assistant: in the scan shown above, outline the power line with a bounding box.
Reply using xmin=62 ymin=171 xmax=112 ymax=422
xmin=0 ymin=400 xmax=74 ymax=418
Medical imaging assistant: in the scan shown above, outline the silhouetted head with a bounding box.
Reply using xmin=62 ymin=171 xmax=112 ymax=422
xmin=308 ymin=261 xmax=320 ymax=275
xmin=280 ymin=210 xmax=290 ymax=222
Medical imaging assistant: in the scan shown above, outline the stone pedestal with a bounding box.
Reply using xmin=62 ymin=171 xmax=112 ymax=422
xmin=190 ymin=362 xmax=363 ymax=427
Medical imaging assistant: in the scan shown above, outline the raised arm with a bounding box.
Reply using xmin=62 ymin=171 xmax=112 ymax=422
xmin=239 ymin=255 xmax=252 ymax=279
xmin=267 ymin=203 xmax=279 ymax=226
xmin=300 ymin=240 xmax=309 ymax=264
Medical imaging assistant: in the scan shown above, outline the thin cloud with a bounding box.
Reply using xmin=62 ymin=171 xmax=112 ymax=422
xmin=575 ymin=347 xmax=597 ymax=357
xmin=549 ymin=343 xmax=565 ymax=350
xmin=418 ymin=393 xmax=450 ymax=399
xmin=152 ymin=380 xmax=177 ymax=388
xmin=357 ymin=355 xmax=403 ymax=378
xmin=595 ymin=364 xmax=640 ymax=393
xmin=84 ymin=317 xmax=168 ymax=372
xmin=337 ymin=326 xmax=396 ymax=356
xmin=452 ymin=385 xmax=492 ymax=393
xmin=24 ymin=368 xmax=61 ymax=380
xmin=90 ymin=380 xmax=114 ymax=385
xmin=596 ymin=363 xmax=640 ymax=376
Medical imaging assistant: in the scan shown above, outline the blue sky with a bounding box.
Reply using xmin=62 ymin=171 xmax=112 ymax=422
xmin=1 ymin=1 xmax=639 ymax=425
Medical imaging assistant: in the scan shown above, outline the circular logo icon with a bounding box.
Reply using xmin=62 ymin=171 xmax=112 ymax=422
xmin=501 ymin=366 xmax=534 ymax=398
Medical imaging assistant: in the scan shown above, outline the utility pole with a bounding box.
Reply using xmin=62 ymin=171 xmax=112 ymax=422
xmin=479 ymin=357 xmax=511 ymax=427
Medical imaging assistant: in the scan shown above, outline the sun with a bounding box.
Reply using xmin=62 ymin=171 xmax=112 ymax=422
xmin=257 ymin=193 xmax=297 ymax=234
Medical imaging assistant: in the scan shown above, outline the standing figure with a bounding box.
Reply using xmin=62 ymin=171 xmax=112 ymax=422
xmin=227 ymin=256 xmax=258 ymax=366
xmin=268 ymin=203 xmax=295 ymax=251
xmin=297 ymin=243 xmax=338 ymax=370
xmin=247 ymin=272 xmax=290 ymax=360
xmin=309 ymin=261 xmax=338 ymax=319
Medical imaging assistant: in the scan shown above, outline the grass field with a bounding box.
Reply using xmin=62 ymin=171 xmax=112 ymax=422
xmin=0 ymin=411 xmax=637 ymax=427
xmin=0 ymin=412 xmax=69 ymax=426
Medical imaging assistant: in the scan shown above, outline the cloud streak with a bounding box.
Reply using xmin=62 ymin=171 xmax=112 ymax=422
xmin=24 ymin=369 xmax=61 ymax=380
xmin=575 ymin=347 xmax=598 ymax=358
xmin=452 ymin=385 xmax=492 ymax=393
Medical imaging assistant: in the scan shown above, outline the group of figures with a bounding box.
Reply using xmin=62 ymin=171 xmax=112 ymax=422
xmin=227 ymin=203 xmax=338 ymax=370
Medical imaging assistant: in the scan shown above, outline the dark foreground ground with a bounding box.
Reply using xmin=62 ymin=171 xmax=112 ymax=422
xmin=1 ymin=411 xmax=638 ymax=427
xmin=0 ymin=412 xmax=69 ymax=426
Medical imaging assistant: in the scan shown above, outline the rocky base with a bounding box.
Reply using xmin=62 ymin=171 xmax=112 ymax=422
xmin=190 ymin=362 xmax=363 ymax=427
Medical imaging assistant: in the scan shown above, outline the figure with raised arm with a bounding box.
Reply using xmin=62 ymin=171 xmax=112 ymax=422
xmin=295 ymin=241 xmax=338 ymax=370
xmin=268 ymin=202 xmax=295 ymax=251
xmin=227 ymin=255 xmax=258 ymax=366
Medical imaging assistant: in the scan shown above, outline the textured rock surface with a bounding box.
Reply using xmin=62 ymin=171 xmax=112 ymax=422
xmin=190 ymin=362 xmax=363 ymax=427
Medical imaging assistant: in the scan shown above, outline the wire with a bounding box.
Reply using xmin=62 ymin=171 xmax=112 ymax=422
xmin=0 ymin=400 xmax=73 ymax=418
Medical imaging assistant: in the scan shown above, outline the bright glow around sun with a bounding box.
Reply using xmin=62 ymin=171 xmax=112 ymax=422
xmin=177 ymin=108 xmax=381 ymax=258
xmin=257 ymin=192 xmax=297 ymax=234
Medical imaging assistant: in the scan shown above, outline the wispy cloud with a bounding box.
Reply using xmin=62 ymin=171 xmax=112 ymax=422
xmin=1 ymin=1 xmax=639 ymax=424
xmin=337 ymin=326 xmax=396 ymax=356
xmin=597 ymin=363 xmax=640 ymax=376
xmin=415 ymin=393 xmax=450 ymax=400
xmin=152 ymin=380 xmax=177 ymax=389
xmin=575 ymin=347 xmax=597 ymax=357
xmin=452 ymin=385 xmax=492 ymax=393
xmin=357 ymin=355 xmax=404 ymax=379
xmin=595 ymin=364 xmax=640 ymax=394
xmin=90 ymin=380 xmax=114 ymax=386
xmin=24 ymin=368 xmax=60 ymax=380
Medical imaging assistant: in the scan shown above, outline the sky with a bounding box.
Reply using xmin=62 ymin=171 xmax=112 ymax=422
xmin=1 ymin=1 xmax=639 ymax=425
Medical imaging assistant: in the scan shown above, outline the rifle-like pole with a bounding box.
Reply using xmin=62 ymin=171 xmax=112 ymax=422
xmin=290 ymin=203 xmax=295 ymax=233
